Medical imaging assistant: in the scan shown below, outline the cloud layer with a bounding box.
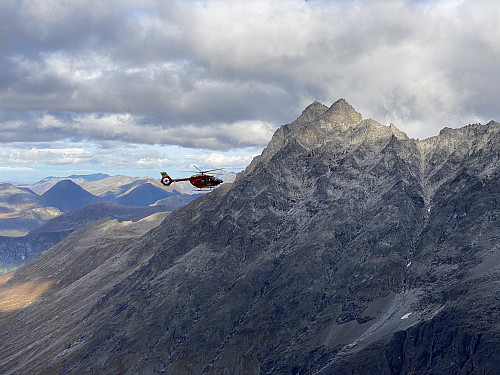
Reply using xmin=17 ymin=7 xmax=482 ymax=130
xmin=1 ymin=0 xmax=500 ymax=180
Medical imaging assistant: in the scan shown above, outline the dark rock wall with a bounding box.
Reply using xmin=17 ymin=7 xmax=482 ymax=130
xmin=1 ymin=101 xmax=499 ymax=375
xmin=0 ymin=232 xmax=68 ymax=269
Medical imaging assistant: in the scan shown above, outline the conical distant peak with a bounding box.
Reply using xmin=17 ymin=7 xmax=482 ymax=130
xmin=321 ymin=98 xmax=362 ymax=125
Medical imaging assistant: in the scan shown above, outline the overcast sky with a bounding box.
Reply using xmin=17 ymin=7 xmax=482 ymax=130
xmin=1 ymin=0 xmax=499 ymax=183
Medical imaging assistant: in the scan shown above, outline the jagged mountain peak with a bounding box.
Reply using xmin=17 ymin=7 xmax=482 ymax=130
xmin=319 ymin=97 xmax=363 ymax=126
xmin=294 ymin=101 xmax=329 ymax=125
xmin=246 ymin=99 xmax=401 ymax=174
xmin=290 ymin=98 xmax=362 ymax=133
xmin=247 ymin=99 xmax=357 ymax=168
xmin=389 ymin=122 xmax=409 ymax=139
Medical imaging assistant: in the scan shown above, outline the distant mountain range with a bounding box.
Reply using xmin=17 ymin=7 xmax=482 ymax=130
xmin=23 ymin=173 xmax=111 ymax=195
xmin=40 ymin=179 xmax=182 ymax=212
xmin=36 ymin=173 xmax=111 ymax=185
xmin=1 ymin=172 xmax=216 ymax=237
xmin=25 ymin=173 xmax=196 ymax=195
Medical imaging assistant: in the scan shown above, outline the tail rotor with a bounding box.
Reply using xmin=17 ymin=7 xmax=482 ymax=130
xmin=160 ymin=172 xmax=174 ymax=186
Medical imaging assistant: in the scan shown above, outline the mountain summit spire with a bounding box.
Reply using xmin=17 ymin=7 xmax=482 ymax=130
xmin=320 ymin=98 xmax=362 ymax=126
xmin=294 ymin=101 xmax=329 ymax=125
xmin=245 ymin=98 xmax=365 ymax=173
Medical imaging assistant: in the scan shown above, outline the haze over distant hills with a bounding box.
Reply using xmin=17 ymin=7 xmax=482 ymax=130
xmin=1 ymin=173 xmax=191 ymax=232
xmin=36 ymin=173 xmax=111 ymax=184
xmin=1 ymin=99 xmax=499 ymax=374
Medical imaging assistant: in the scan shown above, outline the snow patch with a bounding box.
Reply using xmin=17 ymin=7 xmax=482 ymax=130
xmin=401 ymin=312 xmax=412 ymax=320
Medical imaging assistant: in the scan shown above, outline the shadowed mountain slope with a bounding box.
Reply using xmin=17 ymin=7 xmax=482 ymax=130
xmin=1 ymin=99 xmax=500 ymax=374
xmin=41 ymin=179 xmax=101 ymax=212
xmin=115 ymin=183 xmax=180 ymax=207
xmin=29 ymin=201 xmax=177 ymax=234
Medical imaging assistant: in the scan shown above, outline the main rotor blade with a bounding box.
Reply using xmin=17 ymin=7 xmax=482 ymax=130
xmin=193 ymin=165 xmax=223 ymax=173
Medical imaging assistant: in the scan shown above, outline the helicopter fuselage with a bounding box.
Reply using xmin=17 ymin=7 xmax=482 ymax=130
xmin=160 ymin=171 xmax=223 ymax=189
xmin=188 ymin=173 xmax=223 ymax=189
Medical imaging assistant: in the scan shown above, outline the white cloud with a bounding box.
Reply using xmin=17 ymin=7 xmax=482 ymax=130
xmin=0 ymin=141 xmax=96 ymax=168
xmin=1 ymin=109 xmax=276 ymax=150
xmin=1 ymin=0 xmax=500 ymax=181
xmin=0 ymin=166 xmax=36 ymax=172
xmin=7 ymin=147 xmax=94 ymax=165
xmin=202 ymin=153 xmax=255 ymax=169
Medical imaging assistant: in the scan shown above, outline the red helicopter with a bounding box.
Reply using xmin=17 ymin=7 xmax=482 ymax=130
xmin=160 ymin=166 xmax=223 ymax=190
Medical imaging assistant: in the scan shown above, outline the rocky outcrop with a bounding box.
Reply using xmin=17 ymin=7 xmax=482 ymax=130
xmin=0 ymin=232 xmax=68 ymax=271
xmin=1 ymin=100 xmax=499 ymax=374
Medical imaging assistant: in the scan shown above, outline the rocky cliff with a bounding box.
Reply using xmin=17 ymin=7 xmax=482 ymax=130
xmin=1 ymin=99 xmax=499 ymax=374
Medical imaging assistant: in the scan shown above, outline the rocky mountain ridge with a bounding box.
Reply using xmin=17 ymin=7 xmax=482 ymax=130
xmin=1 ymin=99 xmax=499 ymax=374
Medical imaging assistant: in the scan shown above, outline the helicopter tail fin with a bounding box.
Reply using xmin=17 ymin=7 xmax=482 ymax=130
xmin=160 ymin=172 xmax=174 ymax=186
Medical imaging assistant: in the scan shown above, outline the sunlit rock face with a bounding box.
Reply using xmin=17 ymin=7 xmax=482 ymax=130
xmin=1 ymin=99 xmax=500 ymax=374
